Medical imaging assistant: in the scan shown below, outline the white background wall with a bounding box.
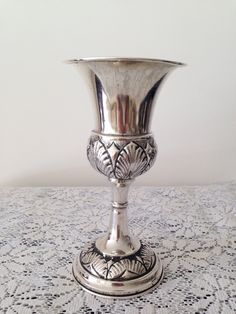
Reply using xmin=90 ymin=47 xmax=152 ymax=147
xmin=1 ymin=0 xmax=236 ymax=186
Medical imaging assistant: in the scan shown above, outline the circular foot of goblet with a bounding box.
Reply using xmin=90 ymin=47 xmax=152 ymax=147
xmin=72 ymin=241 xmax=164 ymax=298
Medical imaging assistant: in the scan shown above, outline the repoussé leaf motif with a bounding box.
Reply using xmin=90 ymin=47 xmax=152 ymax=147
xmin=80 ymin=242 xmax=155 ymax=280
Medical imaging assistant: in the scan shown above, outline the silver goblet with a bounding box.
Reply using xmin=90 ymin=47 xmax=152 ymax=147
xmin=69 ymin=57 xmax=184 ymax=298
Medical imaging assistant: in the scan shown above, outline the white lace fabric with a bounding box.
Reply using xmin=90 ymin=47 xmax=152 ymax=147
xmin=0 ymin=183 xmax=235 ymax=313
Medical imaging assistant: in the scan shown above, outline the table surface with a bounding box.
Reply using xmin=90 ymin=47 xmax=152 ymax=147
xmin=0 ymin=183 xmax=235 ymax=314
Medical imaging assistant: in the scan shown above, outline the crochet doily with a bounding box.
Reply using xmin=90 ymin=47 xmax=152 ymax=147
xmin=0 ymin=183 xmax=235 ymax=313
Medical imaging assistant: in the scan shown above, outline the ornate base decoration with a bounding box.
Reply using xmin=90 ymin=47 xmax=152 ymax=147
xmin=73 ymin=241 xmax=163 ymax=298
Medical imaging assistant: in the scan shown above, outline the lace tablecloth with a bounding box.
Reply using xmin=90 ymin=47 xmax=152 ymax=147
xmin=0 ymin=183 xmax=235 ymax=314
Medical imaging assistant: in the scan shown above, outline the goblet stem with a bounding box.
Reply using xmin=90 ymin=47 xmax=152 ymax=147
xmin=96 ymin=179 xmax=141 ymax=257
xmin=72 ymin=177 xmax=164 ymax=297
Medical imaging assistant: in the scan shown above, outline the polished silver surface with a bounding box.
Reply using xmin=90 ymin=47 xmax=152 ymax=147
xmin=71 ymin=57 xmax=185 ymax=135
xmin=70 ymin=57 xmax=184 ymax=298
xmin=96 ymin=179 xmax=140 ymax=257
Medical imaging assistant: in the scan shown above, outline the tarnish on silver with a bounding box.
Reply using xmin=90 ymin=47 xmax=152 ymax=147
xmin=69 ymin=57 xmax=185 ymax=298
xmin=79 ymin=242 xmax=155 ymax=280
xmin=87 ymin=133 xmax=157 ymax=180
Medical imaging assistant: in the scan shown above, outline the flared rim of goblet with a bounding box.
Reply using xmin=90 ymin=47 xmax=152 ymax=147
xmin=67 ymin=57 xmax=186 ymax=67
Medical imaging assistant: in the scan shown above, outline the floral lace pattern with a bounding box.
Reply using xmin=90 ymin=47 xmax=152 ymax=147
xmin=0 ymin=183 xmax=235 ymax=313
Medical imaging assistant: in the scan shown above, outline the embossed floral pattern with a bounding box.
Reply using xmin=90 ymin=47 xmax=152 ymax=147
xmin=80 ymin=242 xmax=156 ymax=280
xmin=87 ymin=135 xmax=157 ymax=180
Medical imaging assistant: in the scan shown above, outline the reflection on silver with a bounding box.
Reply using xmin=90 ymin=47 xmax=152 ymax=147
xmin=69 ymin=57 xmax=185 ymax=298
